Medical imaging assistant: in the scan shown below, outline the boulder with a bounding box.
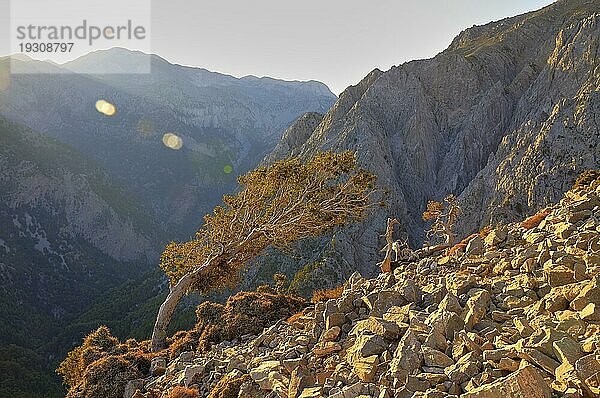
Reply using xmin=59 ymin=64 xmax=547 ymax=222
xmin=313 ymin=341 xmax=341 ymax=356
xmin=347 ymin=334 xmax=388 ymax=358
xmin=150 ymin=357 xmax=167 ymax=376
xmin=463 ymin=289 xmax=491 ymax=329
xmin=183 ymin=364 xmax=205 ymax=387
xmin=444 ymin=352 xmax=480 ymax=384
xmin=484 ymin=228 xmax=507 ymax=246
xmin=552 ymin=337 xmax=583 ymax=366
xmin=322 ymin=326 xmax=341 ymax=342
xmin=351 ymin=355 xmax=379 ymax=382
xmin=422 ymin=346 xmax=454 ymax=368
xmin=350 ymin=317 xmax=400 ymax=339
xmin=461 ymin=366 xmax=551 ymax=398
xmin=390 ymin=331 xmax=422 ymax=379
xmin=249 ymin=360 xmax=281 ymax=390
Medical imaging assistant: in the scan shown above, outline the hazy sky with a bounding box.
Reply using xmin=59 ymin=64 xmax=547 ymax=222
xmin=2 ymin=0 xmax=556 ymax=94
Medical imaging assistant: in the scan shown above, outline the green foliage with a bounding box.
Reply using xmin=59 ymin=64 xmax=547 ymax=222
xmin=0 ymin=116 xmax=159 ymax=397
xmin=290 ymin=261 xmax=324 ymax=291
xmin=273 ymin=273 xmax=288 ymax=294
xmin=0 ymin=345 xmax=64 ymax=398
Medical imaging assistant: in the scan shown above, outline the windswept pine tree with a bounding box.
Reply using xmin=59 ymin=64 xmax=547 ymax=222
xmin=151 ymin=151 xmax=378 ymax=350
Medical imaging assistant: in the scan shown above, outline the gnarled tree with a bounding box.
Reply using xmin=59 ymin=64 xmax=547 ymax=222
xmin=151 ymin=151 xmax=377 ymax=351
xmin=422 ymin=194 xmax=461 ymax=248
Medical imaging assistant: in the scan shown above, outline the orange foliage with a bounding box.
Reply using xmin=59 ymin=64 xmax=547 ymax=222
xmin=166 ymin=386 xmax=200 ymax=398
xmin=167 ymin=290 xmax=306 ymax=357
xmin=460 ymin=233 xmax=478 ymax=245
xmin=478 ymin=226 xmax=492 ymax=239
xmin=286 ymin=312 xmax=304 ymax=323
xmin=311 ymin=285 xmax=345 ymax=303
xmin=521 ymin=209 xmax=550 ymax=230
xmin=447 ymin=243 xmax=467 ymax=256
xmin=446 ymin=233 xmax=480 ymax=256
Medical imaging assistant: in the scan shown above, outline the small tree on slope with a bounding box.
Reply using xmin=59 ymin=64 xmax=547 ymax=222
xmin=422 ymin=194 xmax=461 ymax=247
xmin=151 ymin=151 xmax=377 ymax=351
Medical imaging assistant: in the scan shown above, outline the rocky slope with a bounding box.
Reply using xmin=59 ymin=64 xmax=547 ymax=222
xmin=264 ymin=0 xmax=600 ymax=283
xmin=127 ymin=173 xmax=600 ymax=398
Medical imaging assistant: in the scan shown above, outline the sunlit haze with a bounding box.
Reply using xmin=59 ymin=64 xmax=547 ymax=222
xmin=1 ymin=0 xmax=555 ymax=93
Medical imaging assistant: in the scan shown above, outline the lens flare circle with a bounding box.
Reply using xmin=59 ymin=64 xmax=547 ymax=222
xmin=162 ymin=133 xmax=183 ymax=150
xmin=223 ymin=165 xmax=233 ymax=174
xmin=95 ymin=99 xmax=116 ymax=116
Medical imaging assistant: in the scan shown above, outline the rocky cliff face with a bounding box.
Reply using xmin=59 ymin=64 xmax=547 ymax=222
xmin=0 ymin=116 xmax=156 ymax=310
xmin=265 ymin=0 xmax=600 ymax=281
xmin=113 ymin=166 xmax=600 ymax=398
xmin=0 ymin=117 xmax=160 ymax=397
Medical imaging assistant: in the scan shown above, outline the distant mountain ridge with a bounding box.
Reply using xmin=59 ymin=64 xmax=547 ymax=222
xmin=0 ymin=48 xmax=336 ymax=239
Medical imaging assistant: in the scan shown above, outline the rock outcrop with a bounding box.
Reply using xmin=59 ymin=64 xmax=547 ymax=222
xmin=264 ymin=0 xmax=600 ymax=281
xmin=127 ymin=172 xmax=600 ymax=398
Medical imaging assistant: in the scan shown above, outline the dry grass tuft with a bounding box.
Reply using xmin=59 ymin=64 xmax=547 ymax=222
xmin=166 ymin=386 xmax=200 ymax=398
xmin=207 ymin=374 xmax=250 ymax=398
xmin=311 ymin=284 xmax=345 ymax=303
xmin=522 ymin=209 xmax=551 ymax=230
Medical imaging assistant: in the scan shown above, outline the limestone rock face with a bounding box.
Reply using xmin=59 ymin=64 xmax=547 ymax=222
xmin=263 ymin=0 xmax=600 ymax=279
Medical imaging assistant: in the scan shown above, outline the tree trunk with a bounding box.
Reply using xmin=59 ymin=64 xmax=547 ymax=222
xmin=150 ymin=245 xmax=239 ymax=351
xmin=151 ymin=271 xmax=196 ymax=351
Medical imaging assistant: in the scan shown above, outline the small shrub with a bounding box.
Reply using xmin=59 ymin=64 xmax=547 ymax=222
xmin=207 ymin=374 xmax=250 ymax=398
xmin=423 ymin=194 xmax=461 ymax=246
xmin=168 ymin=290 xmax=306 ymax=354
xmin=168 ymin=329 xmax=201 ymax=359
xmin=57 ymin=326 xmax=120 ymax=388
xmin=84 ymin=325 xmax=119 ymax=351
xmin=522 ymin=209 xmax=551 ymax=230
xmin=58 ymin=326 xmax=156 ymax=398
xmin=311 ymin=285 xmax=345 ymax=303
xmin=57 ymin=346 xmax=85 ymax=388
xmin=478 ymin=226 xmax=492 ymax=239
xmin=166 ymin=386 xmax=200 ymax=398
xmin=286 ymin=312 xmax=304 ymax=323
xmin=66 ymin=356 xmax=142 ymax=398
